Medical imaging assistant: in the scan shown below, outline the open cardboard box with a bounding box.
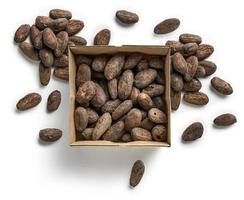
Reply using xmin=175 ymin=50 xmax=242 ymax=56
xmin=69 ymin=45 xmax=171 ymax=147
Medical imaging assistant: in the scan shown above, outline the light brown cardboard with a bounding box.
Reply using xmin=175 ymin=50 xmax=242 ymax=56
xmin=69 ymin=45 xmax=171 ymax=147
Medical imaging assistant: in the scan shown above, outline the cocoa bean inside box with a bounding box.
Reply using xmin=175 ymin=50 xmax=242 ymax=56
xmin=69 ymin=45 xmax=171 ymax=147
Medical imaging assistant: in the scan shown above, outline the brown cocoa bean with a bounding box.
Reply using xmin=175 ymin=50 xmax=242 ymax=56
xmin=196 ymin=44 xmax=214 ymax=60
xmin=172 ymin=52 xmax=187 ymax=75
xmin=184 ymin=56 xmax=198 ymax=81
xmin=211 ymin=77 xmax=233 ymax=95
xmin=130 ymin=87 xmax=140 ymax=105
xmin=137 ymin=93 xmax=154 ymax=111
xmin=92 ymin=55 xmax=107 ymax=72
xmin=92 ymin=112 xmax=112 ymax=140
xmin=148 ymin=108 xmax=167 ymax=124
xmin=76 ymin=64 xmax=91 ymax=88
xmin=101 ymin=99 xmax=121 ymax=113
xmin=103 ymin=121 xmax=125 ymax=142
xmin=116 ymin=10 xmax=139 ymax=24
xmin=131 ymin=128 xmax=152 ymax=141
xmin=183 ymin=92 xmax=209 ymax=105
xmin=136 ymin=59 xmax=149 ymax=71
xmin=53 ymin=67 xmax=69 ymax=81
xmin=154 ymin=18 xmax=180 ymax=34
xmin=74 ymin=107 xmax=88 ymax=132
xmin=108 ymin=78 xmax=118 ymax=99
xmin=182 ymin=122 xmax=203 ymax=141
xmin=124 ymin=53 xmax=143 ymax=69
xmin=35 ymin=16 xmax=52 ymax=30
xmin=182 ymin=43 xmax=198 ymax=57
xmin=86 ymin=108 xmax=99 ymax=124
xmin=39 ymin=128 xmax=62 ymax=142
xmin=213 ymin=113 xmax=237 ymax=126
xmin=76 ymin=81 xmax=96 ymax=104
xmin=14 ymin=24 xmax=30 ymax=43
xmin=81 ymin=128 xmax=93 ymax=140
xmin=183 ymin=78 xmax=202 ymax=92
xmin=33 ymin=31 xmax=43 ymax=49
xmin=141 ymin=118 xmax=155 ymax=131
xmin=69 ymin=36 xmax=87 ymax=46
xmin=16 ymin=93 xmax=42 ymax=111
xmin=39 ymin=48 xmax=54 ymax=67
xmin=152 ymin=125 xmax=167 ymax=142
xmin=198 ymin=60 xmax=217 ymax=76
xmin=51 ymin=18 xmax=68 ymax=32
xmin=54 ymin=54 xmax=68 ymax=67
xmin=47 ymin=90 xmax=61 ymax=112
xmin=142 ymin=84 xmax=164 ymax=97
xmin=194 ymin=66 xmax=206 ymax=78
xmin=43 ymin=28 xmax=57 ymax=50
xmin=65 ymin=19 xmax=84 ymax=36
xmin=179 ymin=33 xmax=202 ymax=44
xmin=130 ymin=160 xmax=145 ymax=187
xmin=19 ymin=42 xmax=39 ymax=61
xmin=94 ymin=29 xmax=111 ymax=45
xmin=30 ymin=25 xmax=40 ymax=44
xmin=148 ymin=56 xmax=164 ymax=69
xmin=165 ymin=40 xmax=183 ymax=54
xmin=134 ymin=68 xmax=157 ymax=88
xmin=171 ymin=73 xmax=183 ymax=92
xmin=125 ymin=108 xmax=142 ymax=131
xmin=91 ymin=83 xmax=107 ymax=108
xmin=49 ymin=9 xmax=72 ymax=19
xmin=54 ymin=31 xmax=69 ymax=57
xmin=171 ymin=89 xmax=181 ymax=111
xmin=104 ymin=54 xmax=125 ymax=80
xmin=112 ymin=100 xmax=133 ymax=120
xmin=118 ymin=70 xmax=134 ymax=100
xmin=39 ymin=62 xmax=51 ymax=86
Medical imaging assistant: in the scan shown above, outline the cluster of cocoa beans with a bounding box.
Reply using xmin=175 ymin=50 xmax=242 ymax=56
xmin=74 ymin=53 xmax=168 ymax=142
xmin=14 ymin=9 xmax=87 ymax=85
xmin=165 ymin=34 xmax=236 ymax=141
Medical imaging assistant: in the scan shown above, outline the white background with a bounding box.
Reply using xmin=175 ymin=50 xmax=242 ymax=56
xmin=0 ymin=0 xmax=243 ymax=199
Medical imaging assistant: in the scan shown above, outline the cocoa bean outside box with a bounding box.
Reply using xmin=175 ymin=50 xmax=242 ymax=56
xmin=69 ymin=45 xmax=171 ymax=147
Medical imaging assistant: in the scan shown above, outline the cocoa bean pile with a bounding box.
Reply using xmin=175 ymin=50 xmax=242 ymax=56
xmin=74 ymin=53 xmax=167 ymax=142
xmin=14 ymin=8 xmax=238 ymax=188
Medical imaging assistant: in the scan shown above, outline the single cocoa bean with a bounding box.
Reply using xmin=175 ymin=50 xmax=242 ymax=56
xmin=130 ymin=160 xmax=145 ymax=187
xmin=108 ymin=78 xmax=118 ymax=99
xmin=148 ymin=108 xmax=167 ymax=124
xmin=16 ymin=92 xmax=42 ymax=111
xmin=76 ymin=64 xmax=91 ymax=88
xmin=211 ymin=76 xmax=233 ymax=95
xmin=213 ymin=113 xmax=237 ymax=126
xmin=182 ymin=122 xmax=203 ymax=141
xmin=65 ymin=19 xmax=84 ymax=36
xmin=116 ymin=10 xmax=139 ymax=24
xmin=134 ymin=68 xmax=157 ymax=89
xmin=92 ymin=112 xmax=112 ymax=140
xmin=94 ymin=29 xmax=111 ymax=45
xmin=154 ymin=18 xmax=180 ymax=34
xmin=183 ymin=92 xmax=209 ymax=105
xmin=124 ymin=53 xmax=143 ymax=69
xmin=53 ymin=67 xmax=69 ymax=81
xmin=118 ymin=70 xmax=134 ymax=100
xmin=43 ymin=28 xmax=57 ymax=50
xmin=112 ymin=100 xmax=133 ymax=120
xmin=125 ymin=108 xmax=142 ymax=131
xmin=76 ymin=81 xmax=96 ymax=104
xmin=152 ymin=125 xmax=167 ymax=142
xmin=104 ymin=54 xmax=125 ymax=80
xmin=39 ymin=128 xmax=62 ymax=142
xmin=39 ymin=62 xmax=51 ymax=86
xmin=74 ymin=107 xmax=88 ymax=132
xmin=49 ymin=9 xmax=72 ymax=19
xmin=47 ymin=90 xmax=61 ymax=111
xmin=137 ymin=93 xmax=154 ymax=111
xmin=131 ymin=128 xmax=152 ymax=141
xmin=196 ymin=44 xmax=214 ymax=60
xmin=179 ymin=33 xmax=202 ymax=44
xmin=103 ymin=121 xmax=125 ymax=142
xmin=14 ymin=24 xmax=30 ymax=43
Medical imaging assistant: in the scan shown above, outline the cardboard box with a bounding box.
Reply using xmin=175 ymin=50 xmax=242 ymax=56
xmin=69 ymin=45 xmax=171 ymax=147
